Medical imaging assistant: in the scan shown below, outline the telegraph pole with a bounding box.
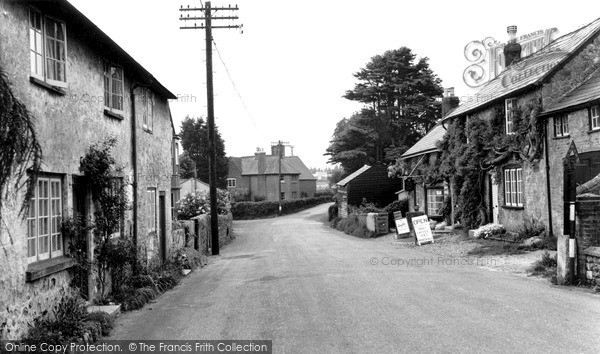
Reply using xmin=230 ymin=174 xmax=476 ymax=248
xmin=271 ymin=140 xmax=290 ymax=215
xmin=180 ymin=2 xmax=241 ymax=255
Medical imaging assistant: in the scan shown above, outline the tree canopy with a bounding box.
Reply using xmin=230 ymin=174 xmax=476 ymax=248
xmin=325 ymin=47 xmax=443 ymax=173
xmin=179 ymin=116 xmax=228 ymax=188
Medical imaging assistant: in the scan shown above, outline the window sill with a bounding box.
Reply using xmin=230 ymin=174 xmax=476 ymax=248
xmin=553 ymin=135 xmax=570 ymax=140
xmin=501 ymin=205 xmax=524 ymax=210
xmin=30 ymin=76 xmax=66 ymax=96
xmin=104 ymin=109 xmax=124 ymax=121
xmin=143 ymin=128 xmax=153 ymax=134
xmin=26 ymin=256 xmax=75 ymax=282
xmin=588 ymin=128 xmax=600 ymax=134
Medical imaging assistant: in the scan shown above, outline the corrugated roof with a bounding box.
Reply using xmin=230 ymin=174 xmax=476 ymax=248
xmin=337 ymin=165 xmax=371 ymax=187
xmin=445 ymin=17 xmax=600 ymax=120
xmin=543 ymin=70 xmax=600 ymax=114
xmin=401 ymin=124 xmax=446 ymax=159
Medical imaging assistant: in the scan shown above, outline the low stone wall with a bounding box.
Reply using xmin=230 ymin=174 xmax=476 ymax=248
xmin=188 ymin=213 xmax=234 ymax=254
xmin=576 ymin=195 xmax=600 ymax=281
xmin=583 ymin=247 xmax=600 ymax=286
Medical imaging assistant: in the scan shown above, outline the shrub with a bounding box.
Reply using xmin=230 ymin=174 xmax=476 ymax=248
xmin=529 ymin=251 xmax=557 ymax=277
xmin=85 ymin=312 xmax=115 ymax=337
xmin=328 ymin=204 xmax=339 ymax=221
xmin=473 ymin=223 xmax=505 ymax=239
xmin=332 ymin=213 xmax=376 ymax=238
xmin=515 ymin=218 xmax=546 ymax=241
xmin=231 ymin=196 xmax=332 ymax=219
xmin=177 ymin=189 xmax=230 ymax=220
xmin=22 ymin=294 xmax=90 ymax=345
xmin=315 ymin=189 xmax=335 ymax=199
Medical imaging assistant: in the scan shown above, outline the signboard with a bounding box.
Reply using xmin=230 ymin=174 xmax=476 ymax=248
xmin=394 ymin=218 xmax=410 ymax=240
xmin=411 ymin=215 xmax=434 ymax=246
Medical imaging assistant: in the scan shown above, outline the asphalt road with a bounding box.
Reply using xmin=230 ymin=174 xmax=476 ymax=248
xmin=112 ymin=203 xmax=600 ymax=353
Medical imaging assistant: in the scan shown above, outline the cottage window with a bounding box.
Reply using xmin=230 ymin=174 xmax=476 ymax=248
xmin=27 ymin=177 xmax=63 ymax=263
xmin=29 ymin=8 xmax=67 ymax=87
xmin=426 ymin=188 xmax=444 ymax=215
xmin=147 ymin=188 xmax=156 ymax=233
xmin=227 ymin=178 xmax=236 ymax=187
xmin=292 ymin=191 xmax=298 ymax=199
xmin=280 ymin=192 xmax=285 ymax=201
xmin=505 ymin=98 xmax=517 ymax=134
xmin=141 ymin=88 xmax=154 ymax=132
xmin=554 ymin=115 xmax=569 ymax=137
xmin=504 ymin=167 xmax=523 ymax=207
xmin=291 ymin=175 xmax=299 ymax=183
xmin=103 ymin=62 xmax=124 ymax=114
xmin=591 ymin=106 xmax=600 ymax=130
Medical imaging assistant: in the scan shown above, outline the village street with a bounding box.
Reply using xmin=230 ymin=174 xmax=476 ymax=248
xmin=111 ymin=204 xmax=600 ymax=353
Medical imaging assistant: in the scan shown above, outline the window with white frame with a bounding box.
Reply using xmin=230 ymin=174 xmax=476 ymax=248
xmin=591 ymin=106 xmax=600 ymax=130
xmin=103 ymin=62 xmax=124 ymax=114
xmin=505 ymin=98 xmax=518 ymax=134
xmin=141 ymin=88 xmax=154 ymax=132
xmin=554 ymin=114 xmax=569 ymax=137
xmin=426 ymin=188 xmax=445 ymax=215
xmin=29 ymin=8 xmax=67 ymax=87
xmin=147 ymin=188 xmax=156 ymax=233
xmin=504 ymin=167 xmax=523 ymax=207
xmin=227 ymin=178 xmax=236 ymax=188
xmin=27 ymin=177 xmax=63 ymax=262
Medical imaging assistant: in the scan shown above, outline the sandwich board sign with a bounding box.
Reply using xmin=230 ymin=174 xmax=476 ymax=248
xmin=394 ymin=218 xmax=410 ymax=240
xmin=411 ymin=215 xmax=434 ymax=246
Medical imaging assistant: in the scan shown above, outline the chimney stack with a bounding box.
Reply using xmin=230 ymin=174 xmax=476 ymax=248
xmin=255 ymin=149 xmax=266 ymax=174
xmin=441 ymin=87 xmax=459 ymax=117
xmin=271 ymin=144 xmax=285 ymax=157
xmin=504 ymin=25 xmax=522 ymax=67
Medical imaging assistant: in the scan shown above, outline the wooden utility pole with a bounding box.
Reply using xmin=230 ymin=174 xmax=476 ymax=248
xmin=180 ymin=2 xmax=241 ymax=255
xmin=271 ymin=140 xmax=290 ymax=215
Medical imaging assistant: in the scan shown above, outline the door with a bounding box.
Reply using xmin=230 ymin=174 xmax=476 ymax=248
xmin=159 ymin=192 xmax=166 ymax=263
xmin=72 ymin=176 xmax=90 ymax=299
xmin=564 ymin=151 xmax=600 ymax=235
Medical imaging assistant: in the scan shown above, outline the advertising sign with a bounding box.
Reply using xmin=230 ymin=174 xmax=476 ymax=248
xmin=411 ymin=215 xmax=434 ymax=246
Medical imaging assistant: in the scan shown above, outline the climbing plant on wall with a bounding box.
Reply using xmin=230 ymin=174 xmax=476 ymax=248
xmin=80 ymin=137 xmax=131 ymax=303
xmin=432 ymin=98 xmax=544 ymax=229
xmin=0 ymin=66 xmax=42 ymax=250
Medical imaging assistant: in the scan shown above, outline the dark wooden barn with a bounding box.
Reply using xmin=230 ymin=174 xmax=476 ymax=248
xmin=336 ymin=164 xmax=403 ymax=217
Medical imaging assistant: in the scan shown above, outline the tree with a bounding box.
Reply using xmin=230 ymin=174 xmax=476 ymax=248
xmin=328 ymin=165 xmax=345 ymax=186
xmin=179 ymin=152 xmax=195 ymax=179
xmin=179 ymin=116 xmax=228 ymax=188
xmin=326 ymin=47 xmax=443 ymax=173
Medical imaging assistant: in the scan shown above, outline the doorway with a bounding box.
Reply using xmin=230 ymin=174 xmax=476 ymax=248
xmin=159 ymin=192 xmax=166 ymax=263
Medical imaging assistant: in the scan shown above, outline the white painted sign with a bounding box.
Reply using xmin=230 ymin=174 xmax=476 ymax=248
xmin=395 ymin=218 xmax=410 ymax=236
xmin=411 ymin=215 xmax=434 ymax=246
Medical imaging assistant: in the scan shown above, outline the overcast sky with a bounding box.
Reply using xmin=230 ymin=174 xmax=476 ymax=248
xmin=68 ymin=0 xmax=598 ymax=168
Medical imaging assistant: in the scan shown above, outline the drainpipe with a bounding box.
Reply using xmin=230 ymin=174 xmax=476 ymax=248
xmin=543 ymin=117 xmax=554 ymax=237
xmin=130 ymin=84 xmax=141 ymax=274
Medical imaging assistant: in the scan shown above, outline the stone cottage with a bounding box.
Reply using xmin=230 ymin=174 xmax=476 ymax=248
xmin=439 ymin=18 xmax=600 ymax=283
xmin=0 ymin=0 xmax=179 ymax=339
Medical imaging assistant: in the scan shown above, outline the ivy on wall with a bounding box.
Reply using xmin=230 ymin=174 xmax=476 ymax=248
xmin=0 ymin=66 xmax=42 ymax=249
xmin=431 ymin=97 xmax=544 ymax=229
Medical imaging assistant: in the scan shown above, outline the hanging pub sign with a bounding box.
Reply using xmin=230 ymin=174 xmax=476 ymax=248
xmin=404 ymin=178 xmax=415 ymax=192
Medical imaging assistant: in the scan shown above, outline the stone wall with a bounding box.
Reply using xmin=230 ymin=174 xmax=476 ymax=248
xmin=582 ymin=247 xmax=600 ymax=286
xmin=191 ymin=214 xmax=234 ymax=254
xmin=575 ymin=195 xmax=600 ymax=282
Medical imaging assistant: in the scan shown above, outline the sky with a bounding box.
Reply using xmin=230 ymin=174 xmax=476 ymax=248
xmin=67 ymin=0 xmax=599 ymax=169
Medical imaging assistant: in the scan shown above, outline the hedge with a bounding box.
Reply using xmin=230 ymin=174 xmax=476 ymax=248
xmin=231 ymin=195 xmax=333 ymax=220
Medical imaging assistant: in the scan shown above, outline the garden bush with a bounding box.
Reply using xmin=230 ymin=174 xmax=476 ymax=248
xmin=328 ymin=204 xmax=339 ymax=221
xmin=332 ymin=212 xmax=376 ymax=238
xmin=515 ymin=218 xmax=546 ymax=241
xmin=472 ymin=223 xmax=506 ymax=239
xmin=177 ymin=189 xmax=231 ymax=220
xmin=231 ymin=195 xmax=332 ymax=219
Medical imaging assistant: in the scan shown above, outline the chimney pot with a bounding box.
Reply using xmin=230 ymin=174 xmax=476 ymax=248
xmin=504 ymin=25 xmax=522 ymax=67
